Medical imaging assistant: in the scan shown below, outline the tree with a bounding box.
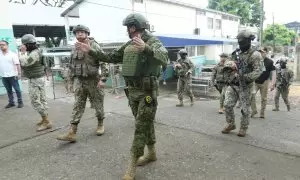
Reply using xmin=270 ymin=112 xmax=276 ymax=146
xmin=8 ymin=0 xmax=75 ymax=7
xmin=263 ymin=24 xmax=296 ymax=46
xmin=208 ymin=0 xmax=263 ymax=27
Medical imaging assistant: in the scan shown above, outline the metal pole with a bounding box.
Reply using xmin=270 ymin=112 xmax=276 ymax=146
xmin=272 ymin=12 xmax=275 ymax=51
xmin=259 ymin=0 xmax=264 ymax=46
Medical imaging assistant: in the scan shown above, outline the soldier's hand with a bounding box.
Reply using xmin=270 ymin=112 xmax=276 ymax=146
xmin=97 ymin=80 xmax=105 ymax=89
xmin=132 ymin=35 xmax=145 ymax=51
xmin=270 ymin=83 xmax=275 ymax=91
xmin=75 ymin=41 xmax=91 ymax=52
xmin=232 ymin=63 xmax=237 ymax=70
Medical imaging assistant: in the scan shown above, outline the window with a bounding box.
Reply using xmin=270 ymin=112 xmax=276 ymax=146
xmin=215 ymin=19 xmax=222 ymax=30
xmin=197 ymin=46 xmax=205 ymax=56
xmin=197 ymin=10 xmax=206 ymax=16
xmin=135 ymin=0 xmax=143 ymax=3
xmin=207 ymin=17 xmax=213 ymax=29
xmin=186 ymin=46 xmax=196 ymax=57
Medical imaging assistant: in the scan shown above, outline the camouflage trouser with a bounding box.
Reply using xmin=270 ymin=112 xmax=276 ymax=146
xmin=274 ymin=86 xmax=290 ymax=109
xmin=251 ymin=80 xmax=269 ymax=113
xmin=28 ymin=77 xmax=47 ymax=117
xmin=128 ymin=88 xmax=157 ymax=158
xmin=219 ymin=84 xmax=226 ymax=108
xmin=177 ymin=76 xmax=194 ymax=100
xmin=224 ymin=85 xmax=252 ymax=129
xmin=111 ymin=73 xmax=120 ymax=94
xmin=70 ymin=77 xmax=105 ymax=125
xmin=64 ymin=78 xmax=73 ymax=93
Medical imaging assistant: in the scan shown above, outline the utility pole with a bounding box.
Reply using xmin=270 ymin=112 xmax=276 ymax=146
xmin=272 ymin=12 xmax=275 ymax=51
xmin=259 ymin=0 xmax=264 ymax=46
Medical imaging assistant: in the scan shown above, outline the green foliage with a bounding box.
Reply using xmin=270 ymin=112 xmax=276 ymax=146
xmin=263 ymin=24 xmax=296 ymax=46
xmin=208 ymin=0 xmax=263 ymax=27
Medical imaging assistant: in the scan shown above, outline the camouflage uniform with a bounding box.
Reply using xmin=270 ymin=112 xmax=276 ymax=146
xmin=56 ymin=25 xmax=109 ymax=142
xmin=88 ymin=13 xmax=168 ymax=180
xmin=273 ymin=60 xmax=294 ymax=111
xmin=19 ymin=34 xmax=52 ymax=132
xmin=174 ymin=49 xmax=194 ymax=106
xmin=222 ymin=30 xmax=262 ymax=137
xmin=62 ymin=67 xmax=73 ymax=93
xmin=212 ymin=53 xmax=228 ymax=113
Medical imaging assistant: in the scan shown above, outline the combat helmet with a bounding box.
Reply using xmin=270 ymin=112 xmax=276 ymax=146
xmin=21 ymin=34 xmax=37 ymax=44
xmin=72 ymin=25 xmax=90 ymax=35
xmin=219 ymin=52 xmax=229 ymax=58
xmin=178 ymin=49 xmax=188 ymax=55
xmin=237 ymin=30 xmax=256 ymax=40
xmin=122 ymin=13 xmax=149 ymax=30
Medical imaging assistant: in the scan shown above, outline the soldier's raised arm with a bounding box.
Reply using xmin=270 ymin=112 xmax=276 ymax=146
xmin=19 ymin=49 xmax=41 ymax=67
xmin=88 ymin=41 xmax=130 ymax=64
xmin=244 ymin=51 xmax=263 ymax=82
xmin=143 ymin=37 xmax=168 ymax=66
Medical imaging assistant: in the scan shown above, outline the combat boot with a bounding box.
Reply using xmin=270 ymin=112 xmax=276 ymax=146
xmin=176 ymin=100 xmax=184 ymax=107
xmin=287 ymin=105 xmax=291 ymax=112
xmin=221 ymin=124 xmax=236 ymax=134
xmin=250 ymin=111 xmax=258 ymax=118
xmin=56 ymin=124 xmax=77 ymax=142
xmin=218 ymin=107 xmax=224 ymax=114
xmin=260 ymin=111 xmax=265 ymax=119
xmin=36 ymin=119 xmax=43 ymax=126
xmin=37 ymin=115 xmax=52 ymax=132
xmin=96 ymin=120 xmax=105 ymax=136
xmin=190 ymin=96 xmax=194 ymax=106
xmin=237 ymin=128 xmax=247 ymax=137
xmin=272 ymin=108 xmax=279 ymax=111
xmin=137 ymin=144 xmax=157 ymax=166
xmin=122 ymin=153 xmax=138 ymax=180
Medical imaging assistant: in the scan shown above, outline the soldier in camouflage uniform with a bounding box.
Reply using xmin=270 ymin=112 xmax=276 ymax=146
xmin=174 ymin=49 xmax=194 ymax=107
xmin=273 ymin=58 xmax=294 ymax=111
xmin=19 ymin=34 xmax=52 ymax=131
xmin=76 ymin=13 xmax=168 ymax=180
xmin=211 ymin=53 xmax=229 ymax=114
xmin=222 ymin=30 xmax=262 ymax=137
xmin=56 ymin=25 xmax=109 ymax=142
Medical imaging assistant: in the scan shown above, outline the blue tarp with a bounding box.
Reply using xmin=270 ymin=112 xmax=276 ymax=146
xmin=155 ymin=34 xmax=237 ymax=48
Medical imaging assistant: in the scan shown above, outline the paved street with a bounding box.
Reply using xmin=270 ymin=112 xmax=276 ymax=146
xmin=1 ymin=82 xmax=300 ymax=180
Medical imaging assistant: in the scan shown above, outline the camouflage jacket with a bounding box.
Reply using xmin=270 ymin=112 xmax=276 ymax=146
xmin=231 ymin=48 xmax=263 ymax=86
xmin=19 ymin=49 xmax=46 ymax=79
xmin=174 ymin=57 xmax=194 ymax=77
xmin=88 ymin=30 xmax=168 ymax=76
xmin=70 ymin=38 xmax=109 ymax=82
xmin=211 ymin=62 xmax=225 ymax=83
xmin=276 ymin=67 xmax=294 ymax=87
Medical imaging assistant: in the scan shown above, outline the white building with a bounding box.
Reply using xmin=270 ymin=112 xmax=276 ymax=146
xmin=63 ymin=0 xmax=240 ymax=41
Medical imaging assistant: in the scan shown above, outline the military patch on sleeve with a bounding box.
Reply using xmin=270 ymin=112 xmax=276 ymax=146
xmin=145 ymin=95 xmax=153 ymax=104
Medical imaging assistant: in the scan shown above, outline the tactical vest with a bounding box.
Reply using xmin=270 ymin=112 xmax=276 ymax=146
xmin=121 ymin=33 xmax=161 ymax=78
xmin=71 ymin=41 xmax=99 ymax=78
xmin=176 ymin=59 xmax=190 ymax=77
xmin=22 ymin=49 xmax=45 ymax=79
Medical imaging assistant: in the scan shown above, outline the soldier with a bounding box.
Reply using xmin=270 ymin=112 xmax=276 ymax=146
xmin=109 ymin=64 xmax=121 ymax=95
xmin=211 ymin=53 xmax=229 ymax=114
xmin=61 ymin=64 xmax=73 ymax=94
xmin=250 ymin=47 xmax=276 ymax=118
xmin=56 ymin=25 xmax=108 ymax=142
xmin=75 ymin=13 xmax=168 ymax=180
xmin=174 ymin=49 xmax=195 ymax=107
xmin=19 ymin=34 xmax=52 ymax=131
xmin=222 ymin=30 xmax=262 ymax=137
xmin=273 ymin=58 xmax=294 ymax=111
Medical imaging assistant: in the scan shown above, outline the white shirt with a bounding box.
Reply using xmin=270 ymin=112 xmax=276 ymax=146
xmin=0 ymin=50 xmax=20 ymax=77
